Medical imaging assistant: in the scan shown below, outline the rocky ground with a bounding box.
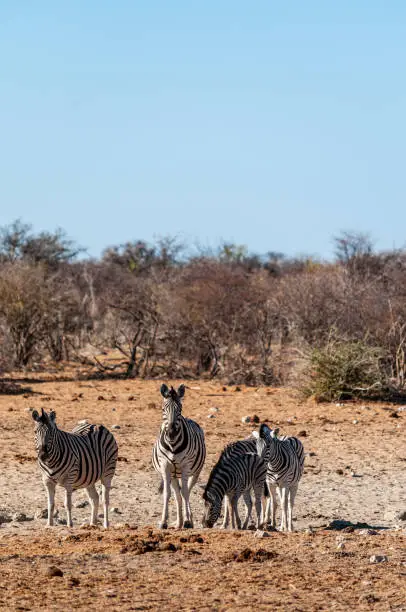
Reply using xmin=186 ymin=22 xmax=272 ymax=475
xmin=0 ymin=374 xmax=405 ymax=610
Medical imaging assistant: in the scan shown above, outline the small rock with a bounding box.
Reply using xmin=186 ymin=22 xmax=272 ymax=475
xmin=234 ymin=387 xmax=242 ymax=392
xmin=111 ymin=425 xmax=121 ymax=430
xmin=353 ymin=420 xmax=358 ymax=425
xmin=0 ymin=511 xmax=12 ymax=524
xmin=35 ymin=508 xmax=49 ymax=519
xmin=336 ymin=542 xmax=346 ymax=551
xmin=251 ymin=415 xmax=260 ymax=424
xmin=336 ymin=469 xmax=344 ymax=475
xmin=369 ymin=554 xmax=388 ymax=564
xmin=241 ymin=416 xmax=251 ymax=424
xmin=389 ymin=411 xmax=399 ymax=418
xmin=112 ymin=407 xmax=116 ymax=412
xmin=105 ymin=590 xmax=117 ymax=598
xmin=128 ymin=396 xmax=136 ymax=401
xmin=209 ymin=407 xmax=219 ymax=413
xmin=97 ymin=396 xmax=105 ymax=401
xmin=254 ymin=530 xmax=270 ymax=538
xmin=335 ymin=403 xmax=345 ymax=407
xmin=358 ymin=529 xmax=378 ymax=536
xmin=297 ymin=430 xmax=307 ymax=437
xmin=46 ymin=566 xmax=64 ymax=578
xmin=67 ymin=576 xmax=80 ymax=587
xmin=111 ymin=507 xmax=121 ymax=514
xmin=12 ymin=512 xmax=30 ymax=522
xmin=207 ymin=414 xmax=215 ymax=419
xmin=75 ymin=500 xmax=89 ymax=509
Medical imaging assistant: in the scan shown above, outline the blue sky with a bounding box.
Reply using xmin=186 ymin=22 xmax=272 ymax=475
xmin=1 ymin=1 xmax=405 ymax=259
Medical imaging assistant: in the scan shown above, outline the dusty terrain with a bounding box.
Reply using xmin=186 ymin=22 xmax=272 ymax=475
xmin=0 ymin=373 xmax=405 ymax=611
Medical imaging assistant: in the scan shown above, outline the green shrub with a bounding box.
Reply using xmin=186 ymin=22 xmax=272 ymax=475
xmin=300 ymin=337 xmax=385 ymax=402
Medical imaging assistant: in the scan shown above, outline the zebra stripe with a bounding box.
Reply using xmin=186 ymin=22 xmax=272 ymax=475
xmin=32 ymin=408 xmax=118 ymax=528
xmin=254 ymin=423 xmax=304 ymax=532
xmin=202 ymin=451 xmax=267 ymax=530
xmin=152 ymin=384 xmax=206 ymax=529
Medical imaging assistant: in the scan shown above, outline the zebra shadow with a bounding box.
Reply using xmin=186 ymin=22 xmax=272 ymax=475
xmin=325 ymin=519 xmax=389 ymax=531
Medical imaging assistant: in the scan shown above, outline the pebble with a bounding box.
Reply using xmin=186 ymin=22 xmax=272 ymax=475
xmin=207 ymin=414 xmax=215 ymax=419
xmin=46 ymin=566 xmax=64 ymax=578
xmin=35 ymin=509 xmax=49 ymax=519
xmin=241 ymin=416 xmax=251 ymax=423
xmin=111 ymin=425 xmax=121 ymax=430
xmin=369 ymin=554 xmax=388 ymax=564
xmin=75 ymin=500 xmax=89 ymax=509
xmin=0 ymin=512 xmax=12 ymax=524
xmin=12 ymin=512 xmax=30 ymax=522
xmin=353 ymin=420 xmax=358 ymax=425
xmin=209 ymin=407 xmax=219 ymax=413
xmin=254 ymin=530 xmax=270 ymax=538
xmin=111 ymin=507 xmax=121 ymax=514
xmin=358 ymin=529 xmax=378 ymax=536
xmin=336 ymin=542 xmax=346 ymax=551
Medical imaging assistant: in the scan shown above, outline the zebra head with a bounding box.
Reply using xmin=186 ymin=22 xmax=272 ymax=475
xmin=31 ymin=408 xmax=57 ymax=463
xmin=160 ymin=383 xmax=185 ymax=439
xmin=201 ymin=489 xmax=222 ymax=528
xmin=253 ymin=423 xmax=275 ymax=460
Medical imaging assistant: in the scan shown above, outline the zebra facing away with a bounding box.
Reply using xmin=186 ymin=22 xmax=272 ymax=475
xmin=31 ymin=408 xmax=118 ymax=528
xmin=202 ymin=451 xmax=267 ymax=530
xmin=253 ymin=424 xmax=304 ymax=532
xmin=152 ymin=384 xmax=206 ymax=529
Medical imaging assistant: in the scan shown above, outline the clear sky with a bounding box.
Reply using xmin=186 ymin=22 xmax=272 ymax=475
xmin=1 ymin=1 xmax=405 ymax=259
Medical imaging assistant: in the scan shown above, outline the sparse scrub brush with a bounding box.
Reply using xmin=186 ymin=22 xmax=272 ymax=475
xmin=299 ymin=335 xmax=386 ymax=402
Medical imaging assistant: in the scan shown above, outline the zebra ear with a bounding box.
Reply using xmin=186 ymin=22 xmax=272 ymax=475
xmin=177 ymin=384 xmax=185 ymax=399
xmin=160 ymin=384 xmax=170 ymax=398
xmin=49 ymin=410 xmax=56 ymax=423
xmin=31 ymin=410 xmax=40 ymax=422
xmin=259 ymin=423 xmax=270 ymax=439
xmin=272 ymin=427 xmax=280 ymax=438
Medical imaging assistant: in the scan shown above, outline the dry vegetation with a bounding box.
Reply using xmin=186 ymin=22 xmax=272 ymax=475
xmin=0 ymin=375 xmax=405 ymax=611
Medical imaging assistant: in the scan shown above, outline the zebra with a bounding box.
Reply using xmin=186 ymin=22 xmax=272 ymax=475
xmin=202 ymin=451 xmax=267 ymax=530
xmin=152 ymin=384 xmax=206 ymax=529
xmin=31 ymin=408 xmax=118 ymax=528
xmin=215 ymin=437 xmax=261 ymax=529
xmin=253 ymin=423 xmax=304 ymax=532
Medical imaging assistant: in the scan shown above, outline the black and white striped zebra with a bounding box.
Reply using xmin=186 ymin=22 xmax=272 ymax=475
xmin=202 ymin=450 xmax=267 ymax=530
xmin=215 ymin=437 xmax=259 ymax=528
xmin=253 ymin=423 xmax=304 ymax=532
xmin=152 ymin=384 xmax=206 ymax=529
xmin=32 ymin=408 xmax=118 ymax=528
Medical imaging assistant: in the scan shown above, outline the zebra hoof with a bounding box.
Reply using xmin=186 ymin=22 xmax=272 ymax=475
xmin=183 ymin=520 xmax=193 ymax=529
xmin=159 ymin=522 xmax=168 ymax=530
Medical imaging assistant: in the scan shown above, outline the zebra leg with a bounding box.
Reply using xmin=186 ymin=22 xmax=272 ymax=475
xmin=231 ymin=494 xmax=242 ymax=530
xmin=101 ymin=477 xmax=112 ymax=528
xmin=267 ymin=485 xmax=277 ymax=528
xmin=159 ymin=469 xmax=171 ymax=529
xmin=287 ymin=484 xmax=298 ymax=532
xmin=86 ymin=484 xmax=99 ymax=526
xmin=44 ymin=478 xmax=56 ymax=527
xmin=225 ymin=495 xmax=234 ymax=529
xmin=181 ymin=473 xmax=193 ymax=528
xmin=242 ymin=491 xmax=252 ymax=530
xmin=253 ymin=486 xmax=263 ymax=529
xmin=171 ymin=478 xmax=183 ymax=528
xmin=64 ymin=487 xmax=73 ymax=527
xmin=221 ymin=498 xmax=229 ymax=529
xmin=279 ymin=486 xmax=288 ymax=532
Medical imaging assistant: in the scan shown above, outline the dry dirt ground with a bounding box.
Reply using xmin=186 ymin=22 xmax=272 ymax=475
xmin=0 ymin=373 xmax=405 ymax=611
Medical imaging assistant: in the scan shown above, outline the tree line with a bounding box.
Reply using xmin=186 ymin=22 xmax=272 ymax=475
xmin=0 ymin=219 xmax=405 ymax=400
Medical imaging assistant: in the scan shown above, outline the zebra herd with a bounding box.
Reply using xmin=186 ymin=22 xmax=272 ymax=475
xmin=31 ymin=383 xmax=304 ymax=532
